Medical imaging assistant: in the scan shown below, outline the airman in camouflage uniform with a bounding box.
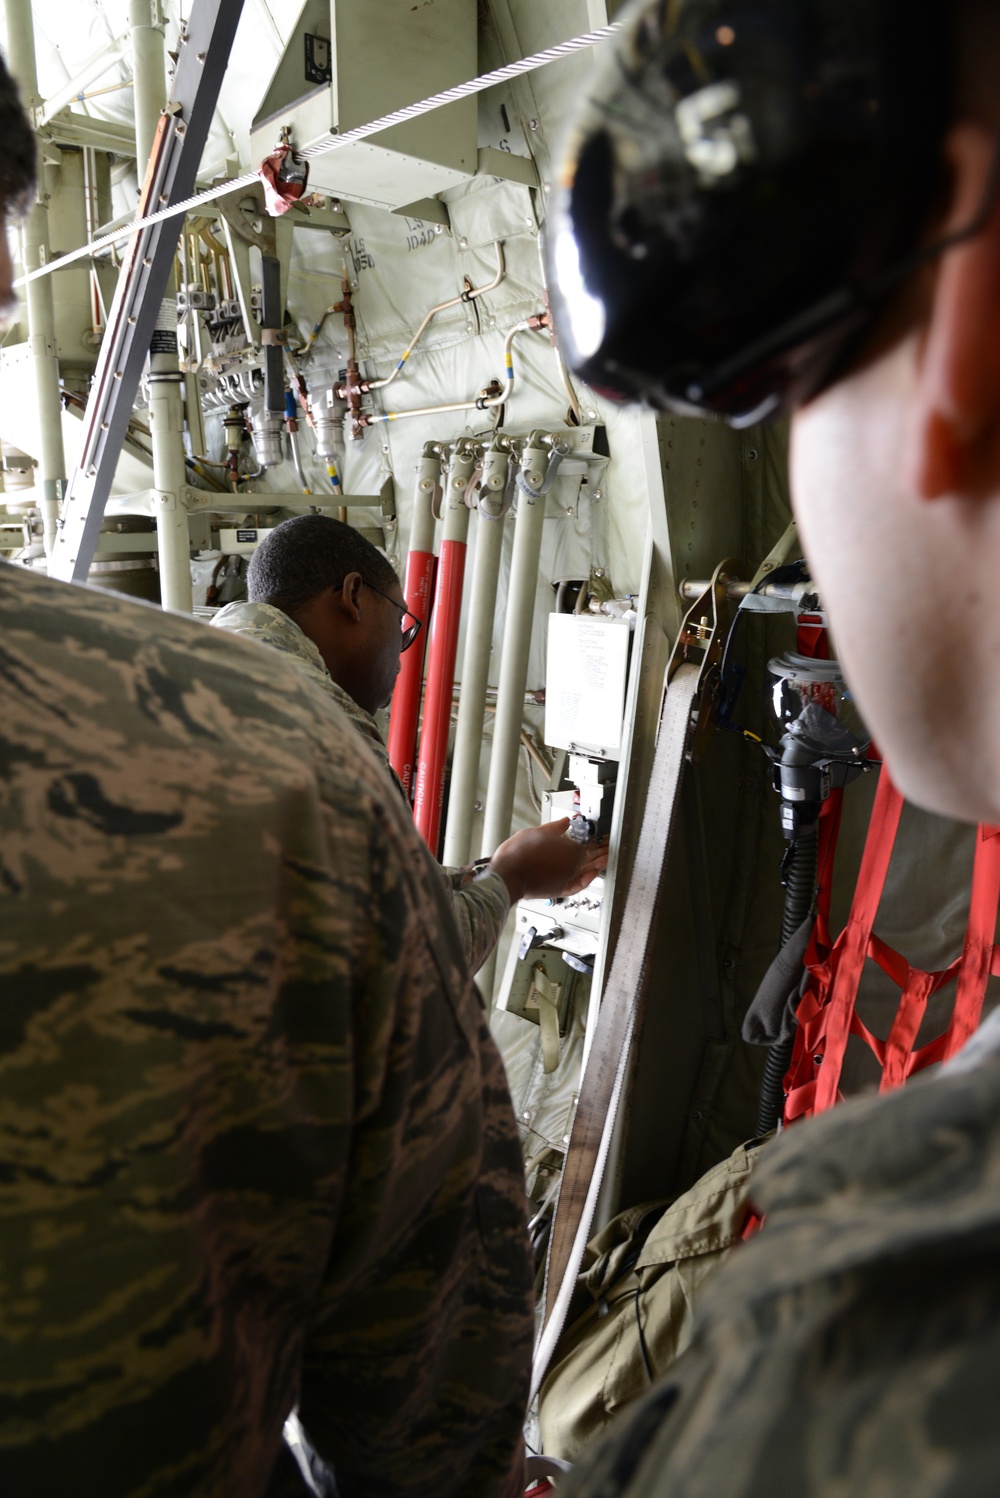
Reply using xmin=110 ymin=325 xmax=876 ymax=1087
xmin=212 ymin=599 xmax=511 ymax=973
xmin=561 ymin=1018 xmax=1000 ymax=1498
xmin=0 ymin=563 xmax=533 ymax=1497
xmin=552 ymin=0 xmax=1000 ymax=1492
xmin=209 ymin=515 xmax=607 ymax=970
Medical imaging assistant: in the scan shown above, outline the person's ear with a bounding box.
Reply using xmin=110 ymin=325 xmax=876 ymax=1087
xmin=910 ymin=122 xmax=1000 ymax=500
xmin=336 ymin=571 xmax=365 ymax=623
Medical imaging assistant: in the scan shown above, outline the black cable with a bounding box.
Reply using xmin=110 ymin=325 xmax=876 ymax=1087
xmin=755 ymin=826 xmax=819 ymax=1135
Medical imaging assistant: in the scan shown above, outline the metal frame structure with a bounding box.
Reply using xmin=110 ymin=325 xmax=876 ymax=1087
xmin=48 ymin=0 xmax=244 ymax=585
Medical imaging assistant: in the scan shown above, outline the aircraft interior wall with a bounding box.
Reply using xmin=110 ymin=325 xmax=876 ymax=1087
xmin=1 ymin=0 xmax=996 ymax=1347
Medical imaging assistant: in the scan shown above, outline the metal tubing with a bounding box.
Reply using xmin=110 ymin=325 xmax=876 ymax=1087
xmin=476 ymin=482 xmax=547 ymax=996
xmin=537 ymin=231 xmax=583 ymax=423
xmin=361 ymin=318 xmax=543 ymax=427
xmin=6 ymin=0 xmax=68 ymax=556
xmin=363 ymin=396 xmax=486 ymax=427
xmin=678 ymin=577 xmax=814 ymax=604
xmin=260 ymin=253 xmax=285 ymax=416
xmin=184 ymin=370 xmax=207 ymax=458
xmin=38 ymin=35 xmax=129 ymax=126
xmin=552 ymin=337 xmax=583 ymax=423
xmin=131 ymin=0 xmax=190 ymax=612
xmin=480 ymin=484 xmax=548 ymax=857
xmin=288 ymin=428 xmax=310 ymax=493
xmin=149 ymin=371 xmax=193 ymax=611
xmin=356 ymin=242 xmax=506 ymax=395
xmin=129 ymin=0 xmax=166 ymax=173
xmin=442 ymin=505 xmax=507 ymax=866
xmin=413 ymin=447 xmax=476 ymax=852
xmin=387 ymin=447 xmax=441 ymax=797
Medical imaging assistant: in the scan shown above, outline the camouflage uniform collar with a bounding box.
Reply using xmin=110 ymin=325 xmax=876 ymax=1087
xmin=211 ymin=599 xmax=391 ymax=765
xmin=213 ymin=601 xmax=332 ymax=680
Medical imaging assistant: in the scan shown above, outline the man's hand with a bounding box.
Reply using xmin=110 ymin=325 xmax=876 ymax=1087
xmin=488 ymin=817 xmax=609 ymax=905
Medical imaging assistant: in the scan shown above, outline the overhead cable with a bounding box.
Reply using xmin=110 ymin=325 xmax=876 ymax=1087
xmin=14 ymin=23 xmax=621 ymax=289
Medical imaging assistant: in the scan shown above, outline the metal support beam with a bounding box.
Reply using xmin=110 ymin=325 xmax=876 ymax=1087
xmin=49 ymin=0 xmax=245 ymax=586
xmin=260 ymin=252 xmax=284 ymax=415
xmin=477 ymin=146 xmax=539 ymax=187
xmin=41 ymin=112 xmax=141 ymax=157
xmin=392 ymin=197 xmax=450 ymax=228
xmin=131 ymin=0 xmax=192 ymax=612
xmin=6 ymin=0 xmax=69 ymax=556
xmin=130 ymin=0 xmax=167 ymax=173
xmin=215 ymin=189 xmax=299 ymax=350
xmin=104 ymin=487 xmax=385 ymax=518
xmin=38 ymin=35 xmax=130 ymax=126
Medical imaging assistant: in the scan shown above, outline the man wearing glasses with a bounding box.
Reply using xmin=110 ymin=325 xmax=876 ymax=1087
xmin=213 ymin=514 xmax=605 ymax=973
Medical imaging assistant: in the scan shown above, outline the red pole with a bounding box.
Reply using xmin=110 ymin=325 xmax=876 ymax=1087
xmin=388 ymin=548 xmax=436 ymax=799
xmin=388 ymin=445 xmax=443 ymax=799
xmin=413 ymin=537 xmax=468 ymax=851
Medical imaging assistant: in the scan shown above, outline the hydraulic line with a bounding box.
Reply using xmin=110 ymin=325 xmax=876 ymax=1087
xmin=361 ymin=389 xmax=501 ymax=427
xmin=361 ymin=316 xmax=548 ymax=427
xmin=288 ymin=428 xmax=310 ymax=493
xmin=326 ymin=463 xmax=346 ymax=520
xmin=334 ymin=243 xmax=506 ymax=393
xmin=552 ymin=338 xmax=583 ymax=424
xmin=285 ymin=390 xmax=311 ymax=494
xmin=537 ymin=231 xmax=584 ymax=423
xmin=413 ymin=446 xmax=476 ymax=853
xmin=755 ymin=826 xmax=819 ymax=1136
xmin=388 ymin=444 xmax=441 ymax=798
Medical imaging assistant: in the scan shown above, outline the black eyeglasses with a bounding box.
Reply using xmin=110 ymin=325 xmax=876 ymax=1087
xmin=363 ymin=582 xmax=423 ymax=652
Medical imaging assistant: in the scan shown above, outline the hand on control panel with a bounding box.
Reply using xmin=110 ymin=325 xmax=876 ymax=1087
xmin=489 ymin=817 xmax=609 ymax=906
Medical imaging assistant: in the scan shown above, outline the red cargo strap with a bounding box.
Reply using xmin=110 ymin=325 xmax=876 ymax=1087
xmin=785 ymin=769 xmax=1000 ymax=1122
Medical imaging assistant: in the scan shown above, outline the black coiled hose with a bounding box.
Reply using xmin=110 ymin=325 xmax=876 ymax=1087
xmin=755 ymin=825 xmax=818 ymax=1135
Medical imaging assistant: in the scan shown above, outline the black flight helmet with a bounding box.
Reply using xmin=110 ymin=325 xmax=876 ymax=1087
xmin=548 ymin=0 xmax=960 ymax=425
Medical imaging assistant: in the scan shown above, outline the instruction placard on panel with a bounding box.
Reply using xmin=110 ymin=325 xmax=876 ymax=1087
xmin=545 ymin=615 xmax=631 ymax=758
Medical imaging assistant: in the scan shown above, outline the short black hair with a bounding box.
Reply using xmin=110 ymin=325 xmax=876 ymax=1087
xmin=0 ymin=52 xmax=36 ymax=217
xmin=247 ymin=514 xmax=399 ymax=615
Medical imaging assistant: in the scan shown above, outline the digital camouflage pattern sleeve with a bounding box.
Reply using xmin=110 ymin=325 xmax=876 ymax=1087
xmin=212 ymin=600 xmax=510 ymax=971
xmin=562 ymin=1046 xmax=1000 ymax=1498
xmin=441 ymin=864 xmax=511 ymax=976
xmin=0 ymin=566 xmax=533 ymax=1498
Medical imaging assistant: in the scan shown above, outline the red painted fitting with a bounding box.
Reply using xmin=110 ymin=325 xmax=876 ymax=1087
xmin=388 ymin=549 xmax=437 ymax=798
xmin=413 ymin=538 xmax=468 ymax=853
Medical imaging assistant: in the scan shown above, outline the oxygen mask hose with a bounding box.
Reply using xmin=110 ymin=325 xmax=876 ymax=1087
xmin=755 ymin=824 xmax=819 ymax=1136
xmin=754 ymin=659 xmax=870 ymax=1133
